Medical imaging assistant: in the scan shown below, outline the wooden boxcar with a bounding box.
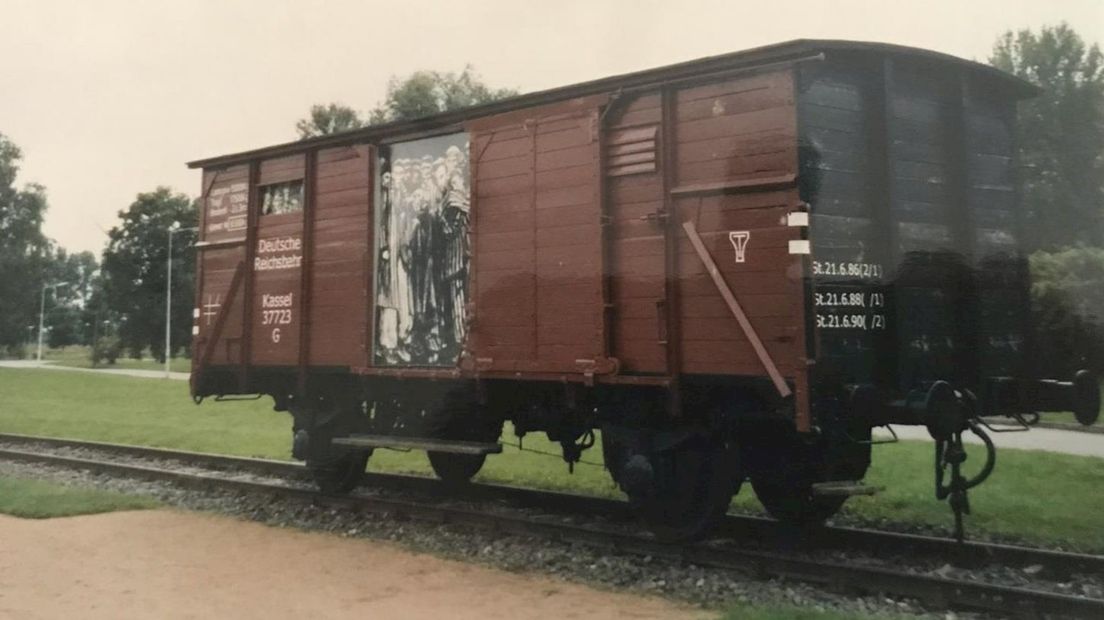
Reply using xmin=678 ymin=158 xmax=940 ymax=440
xmin=188 ymin=40 xmax=1098 ymax=540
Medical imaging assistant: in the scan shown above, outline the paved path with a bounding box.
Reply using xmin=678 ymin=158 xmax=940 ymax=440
xmin=875 ymin=423 xmax=1104 ymax=459
xmin=0 ymin=360 xmax=188 ymax=381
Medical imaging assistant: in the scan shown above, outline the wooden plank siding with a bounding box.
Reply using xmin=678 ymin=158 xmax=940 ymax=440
xmin=195 ymin=68 xmax=806 ymax=388
xmin=307 ymin=146 xmax=371 ymax=367
xmin=193 ymin=164 xmax=249 ymax=367
xmin=251 ymin=210 xmax=303 ymax=366
xmin=194 ymin=148 xmax=372 ymax=371
xmin=671 ymin=70 xmax=806 ymax=378
xmin=466 ymin=96 xmax=611 ymax=373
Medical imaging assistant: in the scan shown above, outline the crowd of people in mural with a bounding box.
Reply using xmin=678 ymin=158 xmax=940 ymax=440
xmin=375 ymin=135 xmax=471 ymax=366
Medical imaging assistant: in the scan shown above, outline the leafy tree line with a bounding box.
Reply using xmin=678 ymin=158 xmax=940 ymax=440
xmin=296 ymin=65 xmax=517 ymax=138
xmin=993 ymin=24 xmax=1104 ymax=376
xmin=991 ymin=23 xmax=1104 ymax=251
xmin=0 ymin=132 xmax=196 ymax=363
xmin=100 ymin=188 xmax=197 ymax=362
xmin=0 ymin=133 xmax=89 ymax=356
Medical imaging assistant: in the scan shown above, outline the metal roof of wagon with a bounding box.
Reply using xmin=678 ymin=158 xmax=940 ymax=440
xmin=187 ymin=39 xmax=1038 ymax=169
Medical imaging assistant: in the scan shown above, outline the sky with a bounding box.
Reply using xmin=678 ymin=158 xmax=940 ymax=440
xmin=2 ymin=0 xmax=1102 ymax=254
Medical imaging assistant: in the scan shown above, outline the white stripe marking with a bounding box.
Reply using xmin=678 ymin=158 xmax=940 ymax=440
xmin=787 ymin=212 xmax=809 ymax=227
xmin=789 ymin=240 xmax=811 ymax=255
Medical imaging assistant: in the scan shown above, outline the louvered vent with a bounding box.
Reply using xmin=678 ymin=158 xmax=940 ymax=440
xmin=607 ymin=125 xmax=657 ymax=177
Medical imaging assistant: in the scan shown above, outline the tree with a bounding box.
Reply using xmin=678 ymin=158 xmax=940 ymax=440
xmin=1030 ymin=246 xmax=1104 ymax=374
xmin=46 ymin=304 xmax=81 ymax=349
xmin=0 ymin=132 xmax=53 ymax=357
xmin=991 ymin=24 xmax=1104 ymax=250
xmin=367 ymin=65 xmax=518 ymax=124
xmin=100 ymin=188 xmax=197 ymax=362
xmin=296 ymin=103 xmax=365 ymax=139
xmin=81 ymin=269 xmax=116 ymax=349
xmin=41 ymin=248 xmax=98 ymax=348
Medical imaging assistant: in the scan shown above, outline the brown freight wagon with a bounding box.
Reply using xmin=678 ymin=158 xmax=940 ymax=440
xmin=188 ymin=40 xmax=1099 ymax=540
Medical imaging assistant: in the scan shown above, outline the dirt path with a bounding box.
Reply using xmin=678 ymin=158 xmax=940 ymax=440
xmin=0 ymin=510 xmax=710 ymax=620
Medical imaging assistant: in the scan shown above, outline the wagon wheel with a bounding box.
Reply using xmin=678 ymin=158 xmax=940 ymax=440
xmin=748 ymin=427 xmax=871 ymax=526
xmin=750 ymin=475 xmax=847 ymax=525
xmin=601 ymin=429 xmax=628 ymax=487
xmin=308 ymin=449 xmax=370 ymax=495
xmin=427 ymin=452 xmax=487 ymax=485
xmin=425 ymin=387 xmax=502 ymax=485
xmin=610 ymin=433 xmax=738 ymax=542
xmin=298 ymin=398 xmax=372 ymax=495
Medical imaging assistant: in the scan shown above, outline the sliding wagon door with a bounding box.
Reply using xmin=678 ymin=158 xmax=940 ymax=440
xmin=466 ymin=96 xmax=615 ymax=375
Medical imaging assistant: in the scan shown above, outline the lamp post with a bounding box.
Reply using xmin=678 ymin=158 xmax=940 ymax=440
xmin=165 ymin=223 xmax=198 ymax=378
xmin=37 ymin=282 xmax=71 ymax=362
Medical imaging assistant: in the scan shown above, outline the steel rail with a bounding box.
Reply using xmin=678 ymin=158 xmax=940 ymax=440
xmin=0 ymin=439 xmax=1101 ymax=617
xmin=1 ymin=432 xmax=1102 ymax=577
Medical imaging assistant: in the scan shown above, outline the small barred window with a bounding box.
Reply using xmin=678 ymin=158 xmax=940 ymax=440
xmin=260 ymin=180 xmax=304 ymax=215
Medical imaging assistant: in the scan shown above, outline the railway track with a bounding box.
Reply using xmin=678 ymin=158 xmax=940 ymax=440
xmin=1 ymin=432 xmax=1101 ymax=618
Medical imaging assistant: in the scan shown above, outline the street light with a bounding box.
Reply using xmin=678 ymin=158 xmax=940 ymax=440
xmin=37 ymin=282 xmax=71 ymax=362
xmin=166 ymin=222 xmax=198 ymax=378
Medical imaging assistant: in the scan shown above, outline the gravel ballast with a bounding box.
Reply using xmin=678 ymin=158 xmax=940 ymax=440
xmin=1 ymin=447 xmax=1093 ymax=619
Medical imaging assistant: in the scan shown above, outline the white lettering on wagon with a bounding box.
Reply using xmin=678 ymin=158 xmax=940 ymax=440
xmin=262 ymin=292 xmax=293 ymax=308
xmin=205 ymin=182 xmax=248 ymax=234
xmin=253 ymin=236 xmax=303 ymax=271
xmin=254 ymin=255 xmax=303 ymax=270
xmin=260 ymin=291 xmax=295 ymax=345
xmin=258 ymin=237 xmax=302 ymax=253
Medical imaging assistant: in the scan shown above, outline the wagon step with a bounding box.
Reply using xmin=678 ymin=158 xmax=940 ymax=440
xmin=332 ymin=435 xmax=503 ymax=456
xmin=810 ymin=481 xmax=881 ymax=497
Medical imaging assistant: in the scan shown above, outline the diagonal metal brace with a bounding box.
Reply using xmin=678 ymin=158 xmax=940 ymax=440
xmin=681 ymin=221 xmax=792 ymax=398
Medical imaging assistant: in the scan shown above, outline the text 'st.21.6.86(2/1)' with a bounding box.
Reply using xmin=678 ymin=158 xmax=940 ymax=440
xmin=811 ymin=261 xmax=887 ymax=331
xmin=811 ymin=260 xmax=884 ymax=279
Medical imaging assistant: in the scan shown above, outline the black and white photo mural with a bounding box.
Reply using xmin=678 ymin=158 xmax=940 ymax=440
xmin=374 ymin=132 xmax=471 ymax=367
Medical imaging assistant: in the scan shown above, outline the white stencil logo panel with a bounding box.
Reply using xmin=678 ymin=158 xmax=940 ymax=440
xmin=729 ymin=231 xmax=750 ymax=264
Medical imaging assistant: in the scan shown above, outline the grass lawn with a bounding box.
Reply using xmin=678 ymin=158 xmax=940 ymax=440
xmin=1038 ymin=411 xmax=1104 ymax=427
xmin=24 ymin=345 xmax=192 ymax=374
xmin=0 ymin=475 xmax=158 ymax=518
xmin=1 ymin=367 xmax=1103 ymax=551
